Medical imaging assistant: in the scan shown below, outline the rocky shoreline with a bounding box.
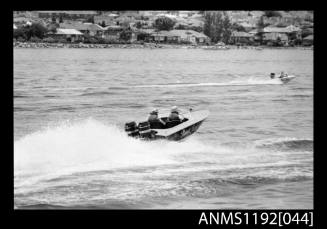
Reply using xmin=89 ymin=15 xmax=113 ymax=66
xmin=13 ymin=41 xmax=313 ymax=50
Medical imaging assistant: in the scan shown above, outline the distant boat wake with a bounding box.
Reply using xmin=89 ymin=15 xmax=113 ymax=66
xmin=130 ymin=78 xmax=283 ymax=88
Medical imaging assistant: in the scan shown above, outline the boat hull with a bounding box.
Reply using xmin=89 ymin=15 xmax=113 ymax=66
xmin=280 ymin=75 xmax=296 ymax=83
xmin=153 ymin=120 xmax=204 ymax=141
xmin=126 ymin=110 xmax=209 ymax=141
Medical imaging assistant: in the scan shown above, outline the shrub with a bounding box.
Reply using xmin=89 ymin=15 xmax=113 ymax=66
xmin=119 ymin=30 xmax=132 ymax=41
xmin=29 ymin=36 xmax=41 ymax=42
xmin=27 ymin=23 xmax=48 ymax=39
xmin=43 ymin=37 xmax=56 ymax=43
xmin=175 ymin=24 xmax=187 ymax=30
xmin=84 ymin=37 xmax=98 ymax=44
xmin=179 ymin=40 xmax=192 ymax=45
xmin=133 ymin=40 xmax=144 ymax=45
xmin=276 ymin=22 xmax=288 ymax=27
xmin=190 ymin=26 xmax=203 ymax=33
xmin=263 ymin=11 xmax=282 ymax=18
xmin=13 ymin=28 xmax=27 ymax=40
xmin=153 ymin=17 xmax=176 ymax=31
xmin=17 ymin=37 xmax=26 ymax=42
xmin=57 ymin=38 xmax=68 ymax=43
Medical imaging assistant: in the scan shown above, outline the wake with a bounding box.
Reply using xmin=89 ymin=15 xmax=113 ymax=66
xmin=130 ymin=78 xmax=283 ymax=88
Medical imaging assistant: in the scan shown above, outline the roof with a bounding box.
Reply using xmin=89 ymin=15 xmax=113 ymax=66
xmin=151 ymin=30 xmax=175 ymax=37
xmin=286 ymin=25 xmax=301 ymax=32
xmin=231 ymin=31 xmax=253 ymax=37
xmin=248 ymin=29 xmax=259 ymax=34
xmin=138 ymin=28 xmax=155 ymax=34
xmin=38 ymin=11 xmax=98 ymax=15
xmin=303 ymin=35 xmax=313 ymax=40
xmin=263 ymin=27 xmax=290 ymax=33
xmin=157 ymin=13 xmax=177 ymax=18
xmin=104 ymin=25 xmax=123 ymax=30
xmin=60 ymin=22 xmax=105 ymax=31
xmin=238 ymin=22 xmax=256 ymax=28
xmin=170 ymin=30 xmax=208 ymax=38
xmin=55 ymin=28 xmax=83 ymax=35
xmin=263 ymin=25 xmax=301 ymax=33
xmin=150 ymin=29 xmax=208 ymax=39
xmin=108 ymin=13 xmax=119 ymax=17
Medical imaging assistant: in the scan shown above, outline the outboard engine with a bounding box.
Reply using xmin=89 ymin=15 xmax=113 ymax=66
xmin=138 ymin=121 xmax=153 ymax=139
xmin=125 ymin=121 xmax=139 ymax=137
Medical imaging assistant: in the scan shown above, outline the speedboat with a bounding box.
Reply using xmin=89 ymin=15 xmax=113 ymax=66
xmin=125 ymin=109 xmax=209 ymax=141
xmin=279 ymin=75 xmax=296 ymax=83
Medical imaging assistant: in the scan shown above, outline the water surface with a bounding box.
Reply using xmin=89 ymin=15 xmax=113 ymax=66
xmin=14 ymin=48 xmax=313 ymax=209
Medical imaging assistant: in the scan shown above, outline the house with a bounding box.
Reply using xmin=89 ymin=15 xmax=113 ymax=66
xmin=170 ymin=30 xmax=209 ymax=44
xmin=146 ymin=29 xmax=209 ymax=44
xmin=248 ymin=29 xmax=261 ymax=41
xmin=230 ymin=31 xmax=254 ymax=44
xmin=48 ymin=28 xmax=84 ymax=42
xmin=37 ymin=11 xmax=98 ymax=20
xmin=285 ymin=25 xmax=302 ymax=40
xmin=59 ymin=22 xmax=105 ymax=37
xmin=261 ymin=27 xmax=290 ymax=44
xmin=261 ymin=26 xmax=302 ymax=44
xmin=136 ymin=29 xmax=155 ymax=41
xmin=103 ymin=25 xmax=124 ymax=40
xmin=94 ymin=15 xmax=115 ymax=26
xmin=237 ymin=22 xmax=256 ymax=32
xmin=302 ymin=35 xmax=313 ymax=46
xmin=149 ymin=30 xmax=171 ymax=42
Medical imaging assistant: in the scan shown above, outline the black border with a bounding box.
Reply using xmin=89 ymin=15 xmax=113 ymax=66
xmin=10 ymin=4 xmax=321 ymax=229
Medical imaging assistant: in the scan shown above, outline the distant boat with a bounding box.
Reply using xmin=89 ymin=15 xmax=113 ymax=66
xmin=279 ymin=75 xmax=296 ymax=83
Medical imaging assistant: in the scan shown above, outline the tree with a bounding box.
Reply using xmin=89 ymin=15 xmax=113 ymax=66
xmin=13 ymin=23 xmax=48 ymax=40
xmin=86 ymin=16 xmax=94 ymax=24
xmin=135 ymin=21 xmax=143 ymax=29
xmin=175 ymin=24 xmax=186 ymax=30
xmin=263 ymin=11 xmax=282 ymax=18
xmin=59 ymin=16 xmax=63 ymax=23
xmin=203 ymin=11 xmax=232 ymax=44
xmin=137 ymin=32 xmax=149 ymax=41
xmin=231 ymin=23 xmax=246 ymax=32
xmin=120 ymin=29 xmax=132 ymax=41
xmin=153 ymin=17 xmax=176 ymax=31
xmin=256 ymin=16 xmax=269 ymax=31
xmin=51 ymin=16 xmax=57 ymax=23
xmin=13 ymin=27 xmax=27 ymax=40
xmin=101 ymin=21 xmax=106 ymax=27
xmin=28 ymin=23 xmax=48 ymax=39
xmin=221 ymin=12 xmax=232 ymax=43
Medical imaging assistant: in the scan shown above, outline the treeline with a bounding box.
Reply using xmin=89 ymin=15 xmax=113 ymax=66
xmin=13 ymin=23 xmax=48 ymax=41
xmin=203 ymin=11 xmax=232 ymax=44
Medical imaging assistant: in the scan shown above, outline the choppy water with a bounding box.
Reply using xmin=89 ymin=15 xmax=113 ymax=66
xmin=14 ymin=48 xmax=313 ymax=209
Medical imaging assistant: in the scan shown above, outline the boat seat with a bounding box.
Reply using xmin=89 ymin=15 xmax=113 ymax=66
xmin=149 ymin=120 xmax=165 ymax=129
xmin=165 ymin=120 xmax=181 ymax=128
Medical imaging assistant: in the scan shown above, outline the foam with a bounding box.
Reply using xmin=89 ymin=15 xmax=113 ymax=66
xmin=14 ymin=119 xmax=311 ymax=187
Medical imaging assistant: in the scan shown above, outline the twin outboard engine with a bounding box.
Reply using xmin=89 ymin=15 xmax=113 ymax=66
xmin=125 ymin=121 xmax=139 ymax=137
xmin=138 ymin=121 xmax=153 ymax=139
xmin=125 ymin=121 xmax=154 ymax=139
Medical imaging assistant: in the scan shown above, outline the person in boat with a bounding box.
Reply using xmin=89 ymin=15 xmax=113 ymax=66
xmin=168 ymin=106 xmax=182 ymax=122
xmin=148 ymin=108 xmax=166 ymax=129
xmin=279 ymin=71 xmax=288 ymax=78
xmin=270 ymin=73 xmax=276 ymax=79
